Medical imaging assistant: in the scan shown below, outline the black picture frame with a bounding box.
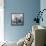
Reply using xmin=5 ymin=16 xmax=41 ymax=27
xmin=11 ymin=13 xmax=24 ymax=26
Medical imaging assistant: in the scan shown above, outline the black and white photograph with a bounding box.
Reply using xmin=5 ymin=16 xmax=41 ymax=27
xmin=11 ymin=13 xmax=24 ymax=26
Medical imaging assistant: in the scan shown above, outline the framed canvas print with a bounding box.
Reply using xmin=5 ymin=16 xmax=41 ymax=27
xmin=11 ymin=13 xmax=24 ymax=26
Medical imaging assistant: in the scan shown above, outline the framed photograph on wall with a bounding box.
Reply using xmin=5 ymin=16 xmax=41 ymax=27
xmin=11 ymin=13 xmax=24 ymax=26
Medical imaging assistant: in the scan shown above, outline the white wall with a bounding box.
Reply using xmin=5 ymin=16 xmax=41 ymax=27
xmin=0 ymin=0 xmax=4 ymax=42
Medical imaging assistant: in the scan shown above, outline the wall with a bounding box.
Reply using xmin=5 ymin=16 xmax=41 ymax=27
xmin=40 ymin=0 xmax=46 ymax=27
xmin=40 ymin=0 xmax=46 ymax=45
xmin=4 ymin=0 xmax=40 ymax=42
xmin=0 ymin=0 xmax=4 ymax=42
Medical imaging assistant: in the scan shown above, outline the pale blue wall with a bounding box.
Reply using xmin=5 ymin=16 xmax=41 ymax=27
xmin=4 ymin=0 xmax=40 ymax=42
xmin=40 ymin=0 xmax=46 ymax=44
xmin=40 ymin=0 xmax=46 ymax=27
